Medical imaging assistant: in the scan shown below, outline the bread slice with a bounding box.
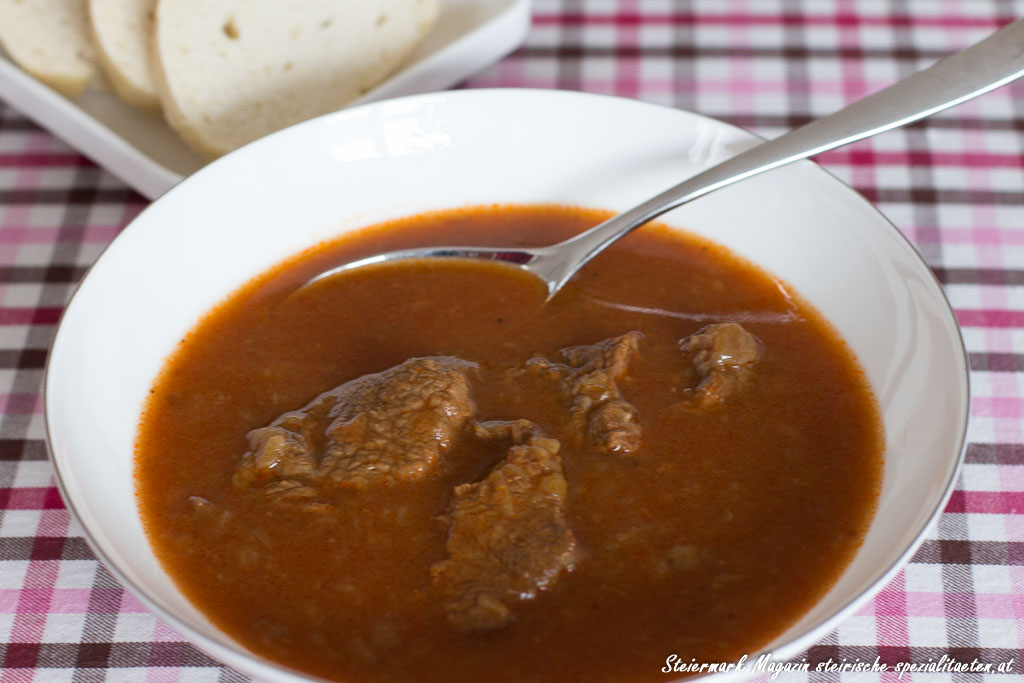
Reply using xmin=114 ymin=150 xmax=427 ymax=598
xmin=0 ymin=0 xmax=97 ymax=97
xmin=152 ymin=0 xmax=440 ymax=158
xmin=88 ymin=0 xmax=159 ymax=111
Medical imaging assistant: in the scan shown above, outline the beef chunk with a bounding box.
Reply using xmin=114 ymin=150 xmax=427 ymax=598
xmin=235 ymin=356 xmax=477 ymax=491
xmin=526 ymin=332 xmax=643 ymax=454
xmin=431 ymin=420 xmax=578 ymax=631
xmin=679 ymin=323 xmax=760 ymax=406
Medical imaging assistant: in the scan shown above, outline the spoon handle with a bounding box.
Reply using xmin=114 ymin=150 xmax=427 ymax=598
xmin=541 ymin=17 xmax=1024 ymax=296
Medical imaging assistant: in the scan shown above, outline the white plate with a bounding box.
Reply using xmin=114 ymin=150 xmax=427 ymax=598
xmin=45 ymin=89 xmax=969 ymax=682
xmin=0 ymin=0 xmax=531 ymax=200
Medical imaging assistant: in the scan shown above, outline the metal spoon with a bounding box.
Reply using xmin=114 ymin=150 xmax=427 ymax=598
xmin=307 ymin=18 xmax=1024 ymax=300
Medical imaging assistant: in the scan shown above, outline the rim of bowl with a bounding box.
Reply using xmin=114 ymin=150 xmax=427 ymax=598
xmin=42 ymin=87 xmax=972 ymax=681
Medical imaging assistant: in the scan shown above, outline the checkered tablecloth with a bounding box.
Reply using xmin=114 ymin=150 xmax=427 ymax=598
xmin=2 ymin=1 xmax=1023 ymax=681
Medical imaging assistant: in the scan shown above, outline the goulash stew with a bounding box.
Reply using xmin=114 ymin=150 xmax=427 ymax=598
xmin=136 ymin=205 xmax=883 ymax=682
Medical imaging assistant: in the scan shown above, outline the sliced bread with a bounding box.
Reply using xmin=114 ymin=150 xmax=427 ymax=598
xmin=152 ymin=0 xmax=440 ymax=158
xmin=0 ymin=0 xmax=97 ymax=97
xmin=88 ymin=0 xmax=159 ymax=111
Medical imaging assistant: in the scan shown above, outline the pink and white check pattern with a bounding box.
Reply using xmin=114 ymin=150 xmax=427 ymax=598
xmin=2 ymin=1 xmax=1023 ymax=680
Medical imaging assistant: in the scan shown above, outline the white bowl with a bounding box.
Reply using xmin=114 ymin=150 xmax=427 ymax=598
xmin=45 ymin=89 xmax=970 ymax=681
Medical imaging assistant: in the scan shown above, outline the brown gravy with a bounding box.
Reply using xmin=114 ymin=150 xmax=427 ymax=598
xmin=136 ymin=205 xmax=883 ymax=682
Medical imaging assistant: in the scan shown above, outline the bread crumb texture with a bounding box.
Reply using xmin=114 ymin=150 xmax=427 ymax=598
xmin=151 ymin=0 xmax=440 ymax=158
xmin=88 ymin=0 xmax=160 ymax=110
xmin=0 ymin=0 xmax=98 ymax=97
